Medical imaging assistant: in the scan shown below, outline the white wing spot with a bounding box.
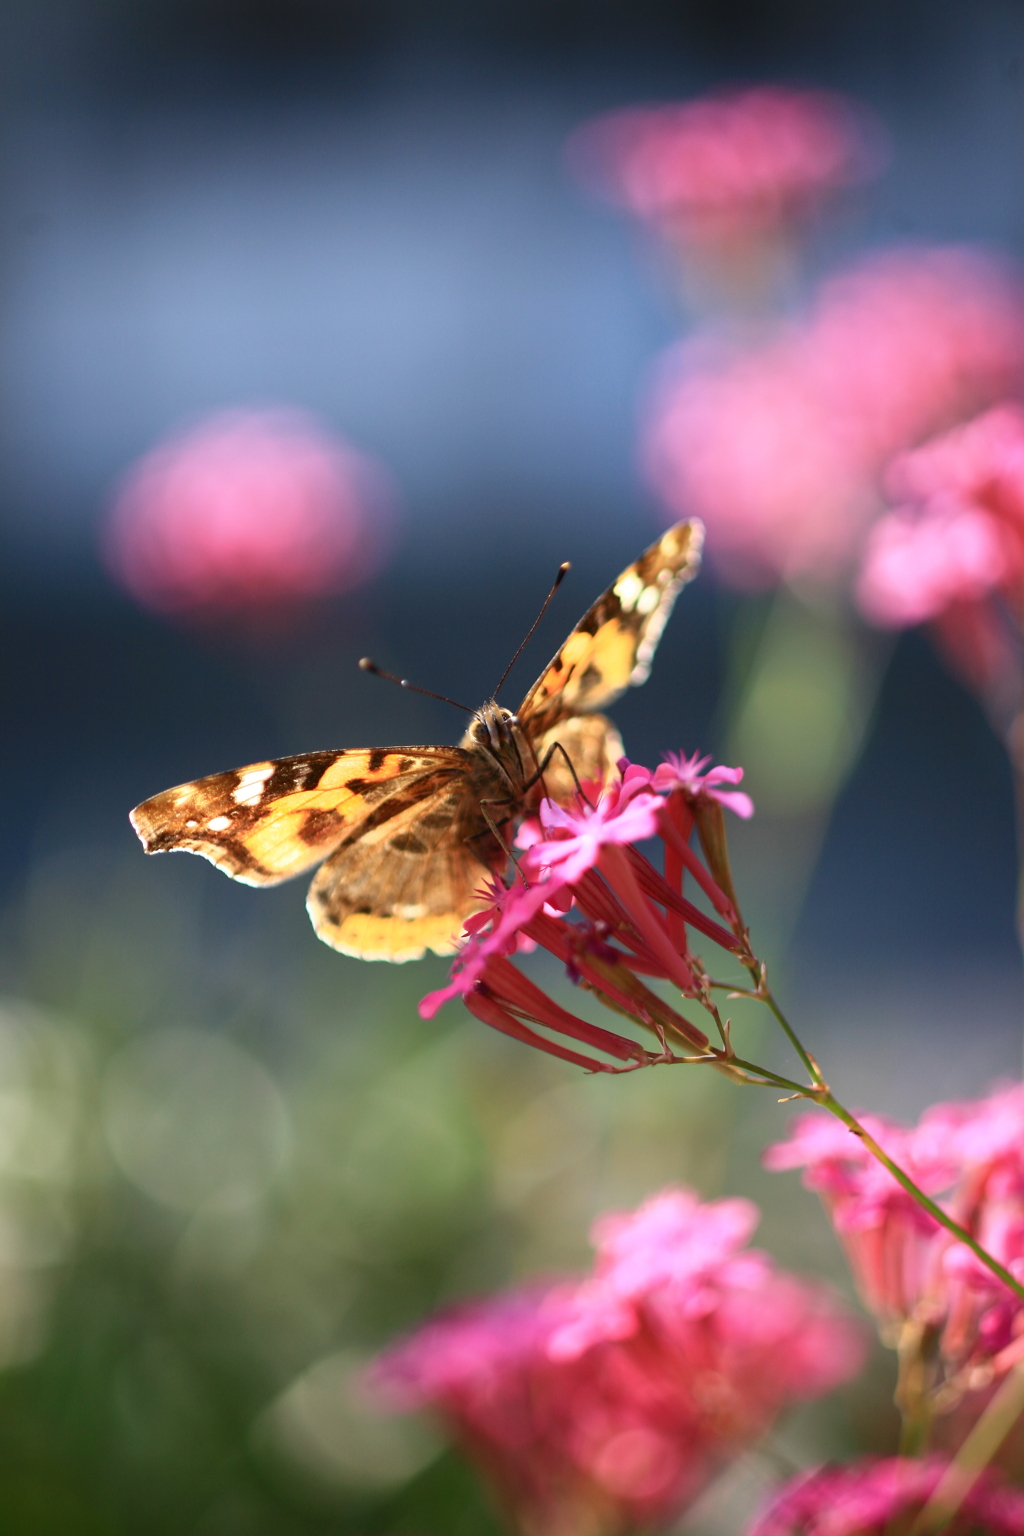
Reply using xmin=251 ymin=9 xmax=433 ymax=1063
xmin=636 ymin=584 xmax=660 ymax=614
xmin=207 ymin=815 xmax=232 ymax=831
xmin=185 ymin=819 xmax=199 ymax=829
xmin=233 ymin=765 xmax=274 ymax=805
xmin=615 ymin=570 xmax=645 ymax=610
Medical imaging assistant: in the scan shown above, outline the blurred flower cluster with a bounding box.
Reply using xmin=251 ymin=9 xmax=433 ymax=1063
xmin=642 ymin=249 xmax=1024 ymax=590
xmin=766 ymin=1083 xmax=1024 ymax=1414
xmin=858 ymin=406 xmax=1024 ymax=720
xmin=566 ymin=87 xmax=885 ymax=280
xmin=750 ymin=1457 xmax=1024 ymax=1536
xmin=570 ymin=79 xmax=1024 ymax=993
xmin=373 ymin=1187 xmax=863 ymax=1536
xmin=104 ymin=408 xmax=397 ymax=624
xmin=569 ymin=85 xmax=1024 ymax=598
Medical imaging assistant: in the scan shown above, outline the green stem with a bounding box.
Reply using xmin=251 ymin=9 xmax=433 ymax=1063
xmin=760 ymin=985 xmax=824 ymax=1087
xmin=819 ymin=1092 xmax=1024 ymax=1307
xmin=899 ymin=1403 xmax=932 ymax=1460
xmin=725 ymin=1056 xmax=818 ymax=1095
xmin=661 ymin=1049 xmax=811 ymax=1092
xmin=910 ymin=1363 xmax=1024 ymax=1533
xmin=896 ymin=1319 xmax=938 ymax=1458
xmin=760 ymin=987 xmax=1024 ymax=1308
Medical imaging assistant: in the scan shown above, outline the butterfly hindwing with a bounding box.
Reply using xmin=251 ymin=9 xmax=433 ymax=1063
xmin=307 ymin=776 xmax=491 ymax=960
xmin=518 ymin=521 xmax=703 ymax=739
xmin=129 ymin=747 xmax=470 ymax=887
xmin=529 ymin=713 xmax=625 ymax=802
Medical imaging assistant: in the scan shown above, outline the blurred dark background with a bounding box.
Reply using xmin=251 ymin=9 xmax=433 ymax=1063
xmin=2 ymin=1 xmax=1024 ymax=1532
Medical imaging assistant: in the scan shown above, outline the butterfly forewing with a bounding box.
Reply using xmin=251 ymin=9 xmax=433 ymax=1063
xmin=518 ymin=521 xmax=704 ymax=739
xmin=129 ymin=748 xmax=468 ymax=886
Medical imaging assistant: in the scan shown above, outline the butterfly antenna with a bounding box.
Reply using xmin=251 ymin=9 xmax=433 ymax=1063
xmin=358 ymin=658 xmax=474 ymax=714
xmin=493 ymin=562 xmax=571 ymax=699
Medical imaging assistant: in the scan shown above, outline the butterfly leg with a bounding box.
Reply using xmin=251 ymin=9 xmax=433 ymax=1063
xmin=527 ymin=741 xmax=595 ymax=807
xmin=470 ymin=799 xmax=530 ymax=881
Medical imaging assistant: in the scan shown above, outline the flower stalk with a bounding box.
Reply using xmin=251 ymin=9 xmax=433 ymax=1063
xmin=421 ymin=747 xmax=1024 ymax=1491
xmin=910 ymin=1363 xmax=1024 ymax=1533
xmin=424 ymin=751 xmax=1024 ymax=1320
xmin=815 ymin=1088 xmax=1024 ymax=1307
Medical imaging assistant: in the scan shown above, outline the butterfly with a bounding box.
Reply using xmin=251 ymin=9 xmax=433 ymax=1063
xmin=130 ymin=520 xmax=703 ymax=962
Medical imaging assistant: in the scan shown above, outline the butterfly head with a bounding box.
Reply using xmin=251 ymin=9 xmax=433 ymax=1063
xmin=462 ymin=700 xmax=531 ymax=792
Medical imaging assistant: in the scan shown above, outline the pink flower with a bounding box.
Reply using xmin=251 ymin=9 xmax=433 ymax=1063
xmin=371 ymin=1187 xmax=864 ymax=1536
xmin=464 ymin=952 xmax=662 ymax=1072
xmin=925 ymin=1082 xmax=1024 ymax=1171
xmin=855 ymin=501 xmax=1011 ymax=627
xmin=642 ymin=249 xmax=1024 ymax=588
xmin=764 ymin=1110 xmax=949 ymax=1336
xmin=419 ymin=756 xmax=749 ymax=1064
xmin=886 ymin=402 xmax=1024 ymax=506
xmin=566 ymin=88 xmax=885 ymax=247
xmin=523 ymin=787 xmax=664 ymax=887
xmin=592 ymin=1188 xmax=762 ymax=1297
xmin=651 ymin=751 xmax=755 ymax=818
xmin=545 ymin=1190 xmax=862 ymax=1404
xmin=748 ymin=1457 xmax=1024 ymax=1536
xmin=766 ymin=1084 xmax=1024 ymax=1392
xmin=856 ymin=406 xmax=1024 ymax=698
xmin=103 ymin=409 xmax=397 ymax=620
xmin=418 ymin=876 xmax=559 ymax=1022
xmin=546 ymin=1189 xmax=763 ymax=1358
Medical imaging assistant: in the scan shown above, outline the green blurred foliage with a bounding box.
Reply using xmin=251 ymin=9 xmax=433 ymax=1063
xmin=0 ymin=842 xmax=895 ymax=1535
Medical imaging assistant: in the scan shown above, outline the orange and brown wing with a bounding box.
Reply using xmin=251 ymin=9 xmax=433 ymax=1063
xmin=518 ymin=520 xmax=703 ymax=740
xmin=307 ymin=774 xmax=494 ymax=961
xmin=129 ymin=747 xmax=469 ymax=887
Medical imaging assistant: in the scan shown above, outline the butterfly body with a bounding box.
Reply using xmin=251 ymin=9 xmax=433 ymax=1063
xmin=461 ymin=700 xmax=535 ymax=804
xmin=131 ymin=520 xmax=703 ymax=961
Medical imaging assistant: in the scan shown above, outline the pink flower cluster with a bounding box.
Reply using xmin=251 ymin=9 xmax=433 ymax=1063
xmin=566 ymin=87 xmax=884 ymax=248
xmin=857 ymin=405 xmax=1024 ymax=698
xmin=419 ymin=754 xmax=753 ymax=1071
xmin=104 ymin=409 xmax=397 ymax=621
xmin=749 ymin=1457 xmax=1024 ymax=1535
xmin=372 ymin=1188 xmax=864 ymax=1536
xmin=642 ymin=248 xmax=1024 ymax=588
xmin=765 ymin=1083 xmax=1024 ymax=1396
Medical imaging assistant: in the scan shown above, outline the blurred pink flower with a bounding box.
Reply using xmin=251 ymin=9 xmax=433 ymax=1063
xmin=566 ymin=87 xmax=885 ymax=248
xmin=856 ymin=406 xmax=1024 ymax=698
xmin=764 ymin=1110 xmax=951 ymax=1337
xmin=642 ymin=249 xmax=1024 ymax=588
xmin=765 ymin=1083 xmax=1024 ymax=1396
xmin=748 ymin=1457 xmax=1024 ymax=1536
xmin=856 ymin=502 xmax=1011 ymax=627
xmin=103 ymin=409 xmax=397 ymax=620
xmin=372 ymin=1187 xmax=864 ymax=1536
